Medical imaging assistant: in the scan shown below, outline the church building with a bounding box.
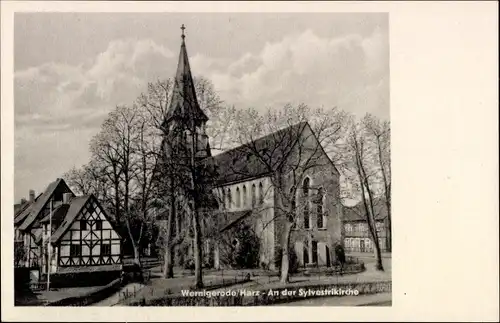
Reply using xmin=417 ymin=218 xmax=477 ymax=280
xmin=161 ymin=26 xmax=343 ymax=270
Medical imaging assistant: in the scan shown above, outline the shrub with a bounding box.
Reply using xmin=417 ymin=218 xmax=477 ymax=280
xmin=219 ymin=221 xmax=260 ymax=269
xmin=183 ymin=258 xmax=195 ymax=270
xmin=274 ymin=246 xmax=299 ymax=273
xmin=334 ymin=244 xmax=346 ymax=264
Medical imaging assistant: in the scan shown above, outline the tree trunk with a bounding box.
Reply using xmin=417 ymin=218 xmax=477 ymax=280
xmin=192 ymin=205 xmax=203 ymax=288
xmin=372 ymin=235 xmax=384 ymax=270
xmin=279 ymin=221 xmax=293 ymax=284
xmin=354 ymin=140 xmax=384 ymax=271
xmin=163 ymin=244 xmax=175 ymax=278
xmin=125 ymin=218 xmax=141 ymax=266
xmin=376 ymin=135 xmax=392 ymax=253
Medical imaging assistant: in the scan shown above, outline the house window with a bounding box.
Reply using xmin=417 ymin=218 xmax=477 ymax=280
xmin=259 ymin=182 xmax=264 ymax=204
xmin=221 ymin=190 xmax=226 ymax=209
xmin=70 ymin=244 xmax=81 ymax=257
xmin=80 ymin=220 xmax=87 ymax=230
xmin=235 ymin=187 xmax=241 ymax=208
xmin=101 ymin=243 xmax=111 ymax=256
xmin=251 ymin=184 xmax=256 ymax=207
xmin=96 ymin=220 xmax=102 ymax=230
xmin=227 ymin=189 xmax=232 ymax=208
xmin=316 ymin=187 xmax=325 ymax=229
xmin=242 ymin=185 xmax=247 ymax=207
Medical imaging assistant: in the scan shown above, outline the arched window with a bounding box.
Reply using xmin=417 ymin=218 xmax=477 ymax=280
xmin=251 ymin=184 xmax=256 ymax=207
xmin=242 ymin=185 xmax=247 ymax=208
xmin=302 ymin=177 xmax=310 ymax=197
xmin=316 ymin=187 xmax=325 ymax=229
xmin=259 ymin=182 xmax=264 ymax=204
xmin=235 ymin=187 xmax=241 ymax=208
xmin=303 ymin=177 xmax=310 ymax=229
xmin=227 ymin=189 xmax=232 ymax=209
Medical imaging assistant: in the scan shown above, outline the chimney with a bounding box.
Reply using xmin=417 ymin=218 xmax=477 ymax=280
xmin=29 ymin=190 xmax=35 ymax=202
xmin=63 ymin=193 xmax=72 ymax=204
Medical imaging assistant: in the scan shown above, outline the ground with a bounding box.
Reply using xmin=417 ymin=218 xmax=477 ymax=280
xmin=19 ymin=253 xmax=391 ymax=306
xmin=273 ymin=292 xmax=392 ymax=306
xmin=100 ymin=255 xmax=391 ymax=306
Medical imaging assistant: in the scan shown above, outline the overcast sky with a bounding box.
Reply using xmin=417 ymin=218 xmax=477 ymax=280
xmin=14 ymin=12 xmax=389 ymax=202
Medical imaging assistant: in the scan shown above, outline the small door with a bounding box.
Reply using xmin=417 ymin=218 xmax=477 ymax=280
xmin=360 ymin=239 xmax=365 ymax=252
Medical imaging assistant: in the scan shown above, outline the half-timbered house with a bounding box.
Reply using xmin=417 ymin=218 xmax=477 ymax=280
xmin=14 ymin=178 xmax=123 ymax=287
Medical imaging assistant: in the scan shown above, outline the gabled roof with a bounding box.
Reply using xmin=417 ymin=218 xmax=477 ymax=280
xmin=50 ymin=194 xmax=122 ymax=244
xmin=18 ymin=178 xmax=71 ymax=231
xmin=50 ymin=195 xmax=91 ymax=244
xmin=342 ymin=198 xmax=388 ymax=222
xmin=203 ymin=122 xmax=309 ymax=186
xmin=164 ymin=36 xmax=208 ymax=125
xmin=14 ymin=195 xmax=40 ymax=226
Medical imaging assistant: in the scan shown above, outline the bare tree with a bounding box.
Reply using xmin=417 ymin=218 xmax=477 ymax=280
xmin=345 ymin=117 xmax=385 ymax=271
xmin=89 ymin=105 xmax=145 ymax=265
xmin=363 ymin=114 xmax=391 ymax=252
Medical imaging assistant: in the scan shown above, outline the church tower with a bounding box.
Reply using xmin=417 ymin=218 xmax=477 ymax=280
xmin=162 ymin=24 xmax=211 ymax=161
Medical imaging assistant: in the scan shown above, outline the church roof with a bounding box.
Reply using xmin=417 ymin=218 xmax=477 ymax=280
xmin=164 ymin=29 xmax=208 ymax=125
xmin=204 ymin=122 xmax=309 ymax=186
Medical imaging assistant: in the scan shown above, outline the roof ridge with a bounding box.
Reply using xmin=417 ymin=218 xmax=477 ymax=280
xmin=211 ymin=121 xmax=308 ymax=160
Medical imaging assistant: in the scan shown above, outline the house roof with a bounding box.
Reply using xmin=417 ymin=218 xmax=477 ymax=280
xmin=18 ymin=179 xmax=70 ymax=231
xmin=40 ymin=204 xmax=70 ymax=224
xmin=342 ymin=198 xmax=389 ymax=222
xmin=50 ymin=195 xmax=91 ymax=244
xmin=203 ymin=122 xmax=309 ymax=186
xmin=164 ymin=36 xmax=208 ymax=125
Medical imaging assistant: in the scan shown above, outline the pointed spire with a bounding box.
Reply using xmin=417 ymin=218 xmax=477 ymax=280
xmin=165 ymin=24 xmax=208 ymax=125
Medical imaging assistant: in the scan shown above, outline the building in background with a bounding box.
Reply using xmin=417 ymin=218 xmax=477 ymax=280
xmin=342 ymin=199 xmax=390 ymax=253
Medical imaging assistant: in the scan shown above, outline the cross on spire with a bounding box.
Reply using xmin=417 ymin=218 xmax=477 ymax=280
xmin=181 ymin=24 xmax=186 ymax=40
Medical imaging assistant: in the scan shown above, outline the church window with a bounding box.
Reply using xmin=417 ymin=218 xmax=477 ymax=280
xmin=304 ymin=207 xmax=310 ymax=229
xmin=251 ymin=184 xmax=256 ymax=207
xmin=316 ymin=187 xmax=325 ymax=229
xmin=227 ymin=189 xmax=232 ymax=208
xmin=242 ymin=185 xmax=247 ymax=207
xmin=236 ymin=187 xmax=241 ymax=208
xmin=259 ymin=182 xmax=264 ymax=204
xmin=303 ymin=178 xmax=310 ymax=229
xmin=302 ymin=177 xmax=310 ymax=197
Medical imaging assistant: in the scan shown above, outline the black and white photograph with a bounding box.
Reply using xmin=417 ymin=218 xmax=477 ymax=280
xmin=12 ymin=11 xmax=392 ymax=307
xmin=2 ymin=1 xmax=498 ymax=321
